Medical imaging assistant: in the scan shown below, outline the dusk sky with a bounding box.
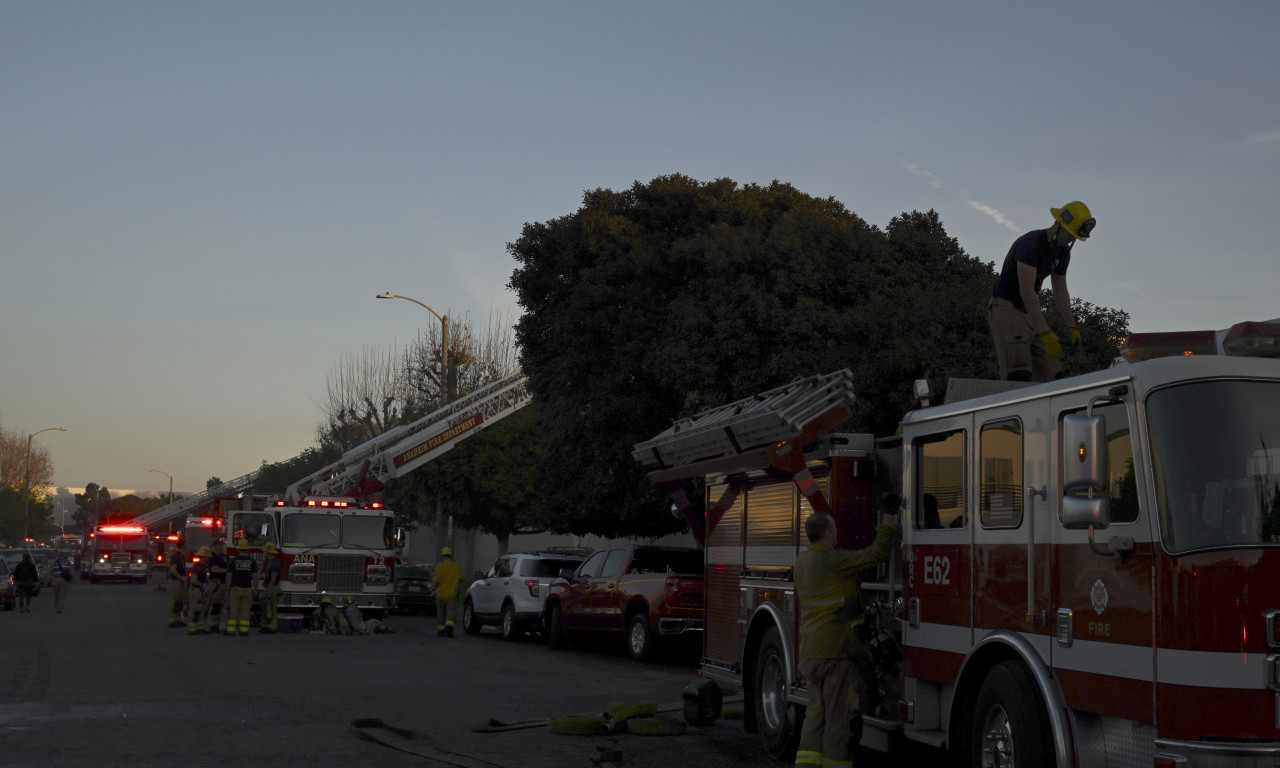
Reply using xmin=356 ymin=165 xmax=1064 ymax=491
xmin=3 ymin=1 xmax=1277 ymax=499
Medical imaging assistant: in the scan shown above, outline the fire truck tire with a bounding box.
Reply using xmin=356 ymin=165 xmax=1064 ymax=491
xmin=548 ymin=715 xmax=606 ymax=735
xmin=501 ymin=603 xmax=520 ymax=642
xmin=546 ymin=603 xmax=567 ymax=649
xmin=754 ymin=626 xmax=801 ymax=760
xmin=462 ymin=599 xmax=481 ymax=635
xmin=627 ymin=612 xmax=654 ymax=661
xmin=966 ymin=660 xmax=1053 ymax=768
xmin=625 ymin=716 xmax=687 ymax=736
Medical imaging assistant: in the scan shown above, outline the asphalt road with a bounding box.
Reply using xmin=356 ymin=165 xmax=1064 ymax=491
xmin=0 ymin=576 xmax=761 ymax=768
xmin=0 ymin=577 xmax=933 ymax=768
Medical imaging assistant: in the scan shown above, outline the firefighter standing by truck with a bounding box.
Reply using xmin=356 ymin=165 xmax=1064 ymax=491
xmin=258 ymin=542 xmax=281 ymax=634
xmin=432 ymin=547 xmax=462 ymax=637
xmin=187 ymin=547 xmax=212 ymax=635
xmin=206 ymin=541 xmax=229 ymax=633
xmin=793 ymin=501 xmax=899 ymax=768
xmin=225 ymin=539 xmax=258 ymax=636
xmin=165 ymin=544 xmax=187 ymax=628
xmin=988 ymin=200 xmax=1095 ymax=382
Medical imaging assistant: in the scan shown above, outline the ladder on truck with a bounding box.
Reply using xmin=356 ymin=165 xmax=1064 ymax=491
xmin=124 ymin=470 xmax=260 ymax=530
xmin=632 ymin=369 xmax=856 ymax=543
xmin=285 ymin=371 xmax=532 ymax=503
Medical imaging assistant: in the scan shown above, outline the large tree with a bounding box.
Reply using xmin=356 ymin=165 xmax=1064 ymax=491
xmin=508 ymin=175 xmax=1128 ymax=538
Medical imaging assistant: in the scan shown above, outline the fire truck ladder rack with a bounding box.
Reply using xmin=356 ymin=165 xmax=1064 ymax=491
xmin=285 ymin=371 xmax=532 ymax=503
xmin=124 ymin=470 xmax=261 ymax=530
xmin=632 ymin=369 xmax=856 ymax=542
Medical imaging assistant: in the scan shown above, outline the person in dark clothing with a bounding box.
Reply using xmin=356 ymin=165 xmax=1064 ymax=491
xmin=988 ymin=201 xmax=1095 ymax=382
xmin=14 ymin=553 xmax=40 ymax=613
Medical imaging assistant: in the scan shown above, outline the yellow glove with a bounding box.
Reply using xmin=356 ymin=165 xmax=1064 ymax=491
xmin=1039 ymin=331 xmax=1063 ymax=358
xmin=1068 ymin=326 xmax=1082 ymax=349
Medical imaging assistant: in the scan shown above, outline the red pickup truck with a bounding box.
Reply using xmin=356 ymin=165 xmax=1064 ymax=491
xmin=543 ymin=543 xmax=703 ymax=660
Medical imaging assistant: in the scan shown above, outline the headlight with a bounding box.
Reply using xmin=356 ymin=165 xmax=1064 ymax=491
xmin=289 ymin=562 xmax=316 ymax=584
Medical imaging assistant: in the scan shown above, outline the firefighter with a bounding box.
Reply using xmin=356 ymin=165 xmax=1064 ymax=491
xmin=226 ymin=539 xmax=258 ymax=636
xmin=792 ymin=498 xmax=899 ymax=768
xmin=259 ymin=542 xmax=282 ymax=634
xmin=187 ymin=547 xmax=212 ymax=635
xmin=206 ymin=540 xmax=229 ymax=634
xmin=165 ymin=543 xmax=187 ymax=627
xmin=988 ymin=201 xmax=1095 ymax=382
xmin=432 ymin=546 xmax=462 ymax=637
xmin=319 ymin=595 xmax=352 ymax=635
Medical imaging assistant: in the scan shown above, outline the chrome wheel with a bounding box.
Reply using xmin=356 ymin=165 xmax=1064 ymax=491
xmin=980 ymin=704 xmax=1014 ymax=767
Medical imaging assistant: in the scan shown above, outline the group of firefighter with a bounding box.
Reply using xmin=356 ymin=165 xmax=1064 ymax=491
xmin=164 ymin=539 xmax=281 ymax=635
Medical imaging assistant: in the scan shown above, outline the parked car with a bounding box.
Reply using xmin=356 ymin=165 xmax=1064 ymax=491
xmin=462 ymin=549 xmax=589 ymax=641
xmin=0 ymin=557 xmax=15 ymax=610
xmin=391 ymin=563 xmax=436 ymax=615
xmin=0 ymin=549 xmax=40 ymax=596
xmin=543 ymin=544 xmax=704 ymax=660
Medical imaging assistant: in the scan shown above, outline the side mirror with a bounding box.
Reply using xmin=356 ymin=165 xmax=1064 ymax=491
xmin=1062 ymin=413 xmax=1107 ymax=494
xmin=559 ymin=568 xmax=577 ymax=581
xmin=1062 ymin=494 xmax=1111 ymax=531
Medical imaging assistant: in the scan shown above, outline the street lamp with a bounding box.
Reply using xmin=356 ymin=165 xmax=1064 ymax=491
xmin=150 ymin=469 xmax=174 ymax=505
xmin=23 ymin=426 xmax=67 ymax=541
xmin=376 ymin=292 xmax=453 ymax=399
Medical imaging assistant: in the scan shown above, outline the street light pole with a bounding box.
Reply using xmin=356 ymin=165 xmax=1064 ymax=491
xmin=23 ymin=426 xmax=67 ymax=542
xmin=376 ymin=292 xmax=453 ymax=401
xmin=150 ymin=469 xmax=174 ymax=505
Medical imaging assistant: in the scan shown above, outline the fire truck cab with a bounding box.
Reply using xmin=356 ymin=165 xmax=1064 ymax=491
xmin=635 ymin=321 xmax=1280 ymax=767
xmin=88 ymin=524 xmax=150 ymax=584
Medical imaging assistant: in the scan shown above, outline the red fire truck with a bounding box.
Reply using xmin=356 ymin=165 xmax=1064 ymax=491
xmin=634 ymin=321 xmax=1280 ymax=767
xmin=225 ymin=496 xmax=397 ymax=616
xmin=87 ymin=524 xmax=150 ymax=583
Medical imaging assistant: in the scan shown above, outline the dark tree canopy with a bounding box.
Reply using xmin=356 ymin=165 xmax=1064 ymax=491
xmin=508 ymin=175 xmax=1127 ymax=538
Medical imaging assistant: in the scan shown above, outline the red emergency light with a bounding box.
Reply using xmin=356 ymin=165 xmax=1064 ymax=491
xmin=306 ymin=499 xmax=350 ymax=508
xmin=1223 ymin=321 xmax=1280 ymax=357
xmin=166 ymin=534 xmax=180 ymax=542
xmin=368 ymin=502 xmax=383 ymax=509
xmin=1120 ymin=330 xmax=1218 ymax=362
xmin=99 ymin=525 xmax=145 ymax=534
xmin=200 ymin=518 xmax=216 ymax=527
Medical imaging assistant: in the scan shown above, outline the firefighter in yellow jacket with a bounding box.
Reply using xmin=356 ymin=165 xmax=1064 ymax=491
xmin=793 ymin=497 xmax=899 ymax=768
xmin=432 ymin=546 xmax=462 ymax=637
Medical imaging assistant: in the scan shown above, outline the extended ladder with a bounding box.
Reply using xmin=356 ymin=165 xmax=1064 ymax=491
xmin=125 ymin=470 xmax=260 ymax=530
xmin=285 ymin=371 xmax=532 ymax=503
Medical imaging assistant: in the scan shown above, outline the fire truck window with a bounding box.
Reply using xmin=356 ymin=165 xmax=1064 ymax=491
xmin=916 ymin=430 xmax=966 ymax=529
xmin=981 ymin=419 xmax=1023 ymax=529
xmin=1058 ymin=402 xmax=1139 ymax=526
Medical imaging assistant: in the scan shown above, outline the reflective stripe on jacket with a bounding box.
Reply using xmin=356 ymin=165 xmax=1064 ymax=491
xmin=794 ymin=524 xmax=896 ymax=660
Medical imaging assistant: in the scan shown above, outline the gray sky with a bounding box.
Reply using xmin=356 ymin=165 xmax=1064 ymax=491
xmin=3 ymin=1 xmax=1277 ymax=498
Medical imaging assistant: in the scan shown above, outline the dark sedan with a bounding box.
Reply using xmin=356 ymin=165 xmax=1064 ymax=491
xmin=392 ymin=563 xmax=436 ymax=615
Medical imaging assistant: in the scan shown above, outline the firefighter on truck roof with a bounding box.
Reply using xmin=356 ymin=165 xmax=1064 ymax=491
xmin=793 ymin=497 xmax=899 ymax=768
xmin=988 ymin=200 xmax=1095 ymax=382
xmin=226 ymin=539 xmax=258 ymax=636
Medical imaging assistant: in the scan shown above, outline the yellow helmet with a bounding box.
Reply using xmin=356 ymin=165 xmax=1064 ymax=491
xmin=320 ymin=594 xmax=332 ymax=605
xmin=1051 ymin=201 xmax=1095 ymax=240
xmin=197 ymin=547 xmax=212 ymax=557
xmin=263 ymin=542 xmax=278 ymax=554
xmin=235 ymin=539 xmax=249 ymax=550
xmin=441 ymin=546 xmax=453 ymax=557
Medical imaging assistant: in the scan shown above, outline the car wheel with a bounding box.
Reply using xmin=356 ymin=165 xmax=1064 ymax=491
xmin=462 ymin=599 xmax=481 ymax=635
xmin=500 ymin=603 xmax=520 ymax=642
xmin=546 ymin=603 xmax=567 ymax=649
xmin=627 ymin=612 xmax=654 ymax=661
xmin=754 ymin=626 xmax=801 ymax=760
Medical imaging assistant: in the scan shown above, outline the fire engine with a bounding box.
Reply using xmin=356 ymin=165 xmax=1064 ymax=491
xmin=223 ymin=496 xmax=397 ymax=615
xmin=87 ymin=524 xmax=150 ymax=583
xmin=633 ymin=320 xmax=1280 ymax=767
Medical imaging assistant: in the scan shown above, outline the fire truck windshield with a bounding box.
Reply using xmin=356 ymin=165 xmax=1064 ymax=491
xmin=342 ymin=515 xmax=394 ymax=550
xmin=280 ymin=512 xmax=392 ymax=550
xmin=1148 ymin=379 xmax=1280 ymax=553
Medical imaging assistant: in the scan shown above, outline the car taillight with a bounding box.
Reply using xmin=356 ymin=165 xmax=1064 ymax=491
xmin=524 ymin=579 xmax=540 ymax=598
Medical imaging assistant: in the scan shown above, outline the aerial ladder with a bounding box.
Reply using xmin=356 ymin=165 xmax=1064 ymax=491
xmin=285 ymin=371 xmax=532 ymax=503
xmin=124 ymin=470 xmax=260 ymax=530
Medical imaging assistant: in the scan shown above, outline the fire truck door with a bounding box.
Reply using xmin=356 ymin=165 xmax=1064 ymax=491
xmin=1049 ymin=394 xmax=1155 ymax=725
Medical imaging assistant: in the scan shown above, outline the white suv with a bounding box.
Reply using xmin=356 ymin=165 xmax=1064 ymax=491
xmin=462 ymin=550 xmax=588 ymax=641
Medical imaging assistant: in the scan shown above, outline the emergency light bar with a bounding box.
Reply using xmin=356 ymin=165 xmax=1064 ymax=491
xmin=99 ymin=525 xmax=145 ymax=534
xmin=1121 ymin=321 xmax=1280 ymax=361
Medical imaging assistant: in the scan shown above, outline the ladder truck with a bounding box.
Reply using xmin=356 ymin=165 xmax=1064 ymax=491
xmin=634 ymin=321 xmax=1280 ymax=768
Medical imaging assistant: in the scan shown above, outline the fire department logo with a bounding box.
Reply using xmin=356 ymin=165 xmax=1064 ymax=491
xmin=1090 ymin=578 xmax=1109 ymax=615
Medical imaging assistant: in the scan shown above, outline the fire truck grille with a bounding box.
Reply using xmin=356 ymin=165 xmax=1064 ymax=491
xmin=110 ymin=553 xmax=130 ymax=565
xmin=317 ymin=555 xmax=365 ymax=593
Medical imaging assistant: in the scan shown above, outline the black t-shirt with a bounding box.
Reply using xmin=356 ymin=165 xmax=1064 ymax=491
xmin=992 ymin=228 xmax=1071 ymax=312
xmin=229 ymin=555 xmax=257 ymax=589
